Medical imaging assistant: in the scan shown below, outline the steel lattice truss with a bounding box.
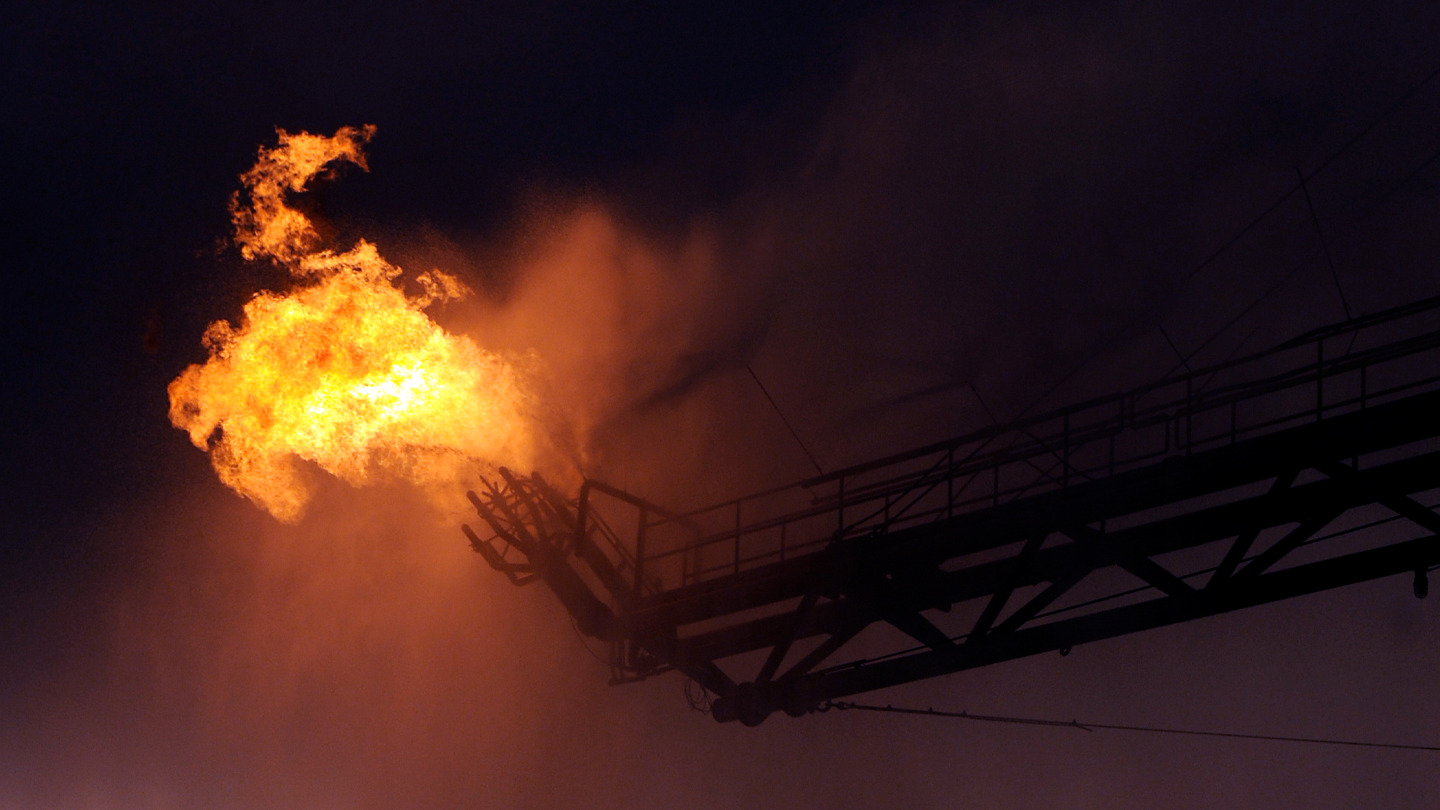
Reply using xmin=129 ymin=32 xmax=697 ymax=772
xmin=464 ymin=296 xmax=1440 ymax=725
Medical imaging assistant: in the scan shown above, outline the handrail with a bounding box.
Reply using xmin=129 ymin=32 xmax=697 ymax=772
xmin=631 ymin=293 xmax=1440 ymax=589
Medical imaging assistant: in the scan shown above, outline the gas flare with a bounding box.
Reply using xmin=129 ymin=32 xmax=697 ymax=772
xmin=169 ymin=125 xmax=546 ymax=522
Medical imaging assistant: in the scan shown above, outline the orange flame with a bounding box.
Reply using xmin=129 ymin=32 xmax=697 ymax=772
xmin=169 ymin=126 xmax=545 ymax=522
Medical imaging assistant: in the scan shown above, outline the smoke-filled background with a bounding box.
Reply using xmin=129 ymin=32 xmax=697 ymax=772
xmin=5 ymin=2 xmax=1440 ymax=807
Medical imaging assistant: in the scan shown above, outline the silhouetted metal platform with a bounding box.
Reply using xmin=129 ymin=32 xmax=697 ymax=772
xmin=465 ymin=295 xmax=1440 ymax=725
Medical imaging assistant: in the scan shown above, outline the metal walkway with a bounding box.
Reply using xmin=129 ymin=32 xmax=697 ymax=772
xmin=464 ymin=295 xmax=1440 ymax=725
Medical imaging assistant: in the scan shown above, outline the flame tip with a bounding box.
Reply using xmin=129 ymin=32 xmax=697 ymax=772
xmin=171 ymin=125 xmax=554 ymax=522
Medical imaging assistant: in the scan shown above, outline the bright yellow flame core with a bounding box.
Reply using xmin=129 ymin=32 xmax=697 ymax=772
xmin=169 ymin=126 xmax=541 ymax=522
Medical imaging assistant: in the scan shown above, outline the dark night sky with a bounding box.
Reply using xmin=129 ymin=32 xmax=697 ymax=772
xmin=4 ymin=2 xmax=1440 ymax=807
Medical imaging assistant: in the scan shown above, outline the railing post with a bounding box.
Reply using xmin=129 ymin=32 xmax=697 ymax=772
xmin=946 ymin=448 xmax=955 ymax=519
xmin=733 ymin=501 xmax=742 ymax=576
xmin=1184 ymin=375 xmax=1193 ymax=455
xmin=1110 ymin=397 xmax=1122 ymax=476
xmin=634 ymin=506 xmax=647 ymax=601
xmin=1356 ymin=364 xmax=1366 ymax=469
xmin=576 ymin=481 xmax=591 ymax=553
xmin=1062 ymin=411 xmax=1071 ymax=486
